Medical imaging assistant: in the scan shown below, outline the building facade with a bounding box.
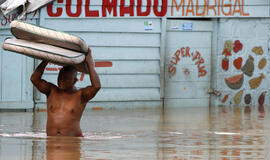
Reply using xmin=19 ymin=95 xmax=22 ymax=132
xmin=0 ymin=0 xmax=270 ymax=109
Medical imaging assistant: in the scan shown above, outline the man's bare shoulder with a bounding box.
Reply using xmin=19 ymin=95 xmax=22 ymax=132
xmin=46 ymin=82 xmax=58 ymax=91
xmin=45 ymin=83 xmax=59 ymax=96
xmin=77 ymin=88 xmax=86 ymax=95
xmin=48 ymin=82 xmax=58 ymax=88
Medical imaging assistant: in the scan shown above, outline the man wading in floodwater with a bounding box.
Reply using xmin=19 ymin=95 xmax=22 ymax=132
xmin=31 ymin=48 xmax=101 ymax=137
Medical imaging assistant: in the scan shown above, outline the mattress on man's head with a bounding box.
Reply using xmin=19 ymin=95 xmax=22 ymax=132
xmin=2 ymin=38 xmax=88 ymax=73
xmin=10 ymin=20 xmax=88 ymax=53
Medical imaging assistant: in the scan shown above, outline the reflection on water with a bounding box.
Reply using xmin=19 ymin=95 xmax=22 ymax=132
xmin=46 ymin=137 xmax=81 ymax=160
xmin=0 ymin=106 xmax=270 ymax=159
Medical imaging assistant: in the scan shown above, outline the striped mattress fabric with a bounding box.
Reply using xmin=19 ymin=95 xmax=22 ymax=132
xmin=10 ymin=20 xmax=88 ymax=53
xmin=2 ymin=38 xmax=88 ymax=73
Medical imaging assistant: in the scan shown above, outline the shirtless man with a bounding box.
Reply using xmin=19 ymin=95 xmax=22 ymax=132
xmin=31 ymin=48 xmax=101 ymax=137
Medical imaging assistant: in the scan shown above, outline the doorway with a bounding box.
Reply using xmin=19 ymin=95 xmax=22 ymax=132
xmin=165 ymin=20 xmax=213 ymax=107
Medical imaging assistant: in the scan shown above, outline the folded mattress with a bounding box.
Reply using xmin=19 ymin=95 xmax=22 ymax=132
xmin=10 ymin=20 xmax=88 ymax=53
xmin=2 ymin=20 xmax=90 ymax=73
xmin=2 ymin=38 xmax=88 ymax=73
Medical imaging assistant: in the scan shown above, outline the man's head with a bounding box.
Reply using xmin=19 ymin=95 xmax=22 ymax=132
xmin=58 ymin=66 xmax=78 ymax=90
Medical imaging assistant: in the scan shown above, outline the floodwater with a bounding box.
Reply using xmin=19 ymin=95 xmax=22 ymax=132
xmin=0 ymin=106 xmax=270 ymax=160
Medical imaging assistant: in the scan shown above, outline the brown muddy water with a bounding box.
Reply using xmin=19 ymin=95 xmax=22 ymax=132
xmin=0 ymin=106 xmax=269 ymax=160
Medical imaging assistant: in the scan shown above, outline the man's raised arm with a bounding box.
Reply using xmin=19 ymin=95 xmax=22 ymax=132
xmin=30 ymin=60 xmax=53 ymax=96
xmin=81 ymin=48 xmax=101 ymax=104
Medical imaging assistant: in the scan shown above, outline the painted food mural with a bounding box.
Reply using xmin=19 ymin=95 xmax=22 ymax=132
xmin=221 ymin=40 xmax=267 ymax=105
